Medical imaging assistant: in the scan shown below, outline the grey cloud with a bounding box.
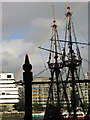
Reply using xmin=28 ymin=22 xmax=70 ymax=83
xmin=2 ymin=2 xmax=88 ymax=79
xmin=2 ymin=2 xmax=87 ymax=34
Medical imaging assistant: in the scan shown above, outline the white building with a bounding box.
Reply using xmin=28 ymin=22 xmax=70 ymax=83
xmin=0 ymin=73 xmax=19 ymax=111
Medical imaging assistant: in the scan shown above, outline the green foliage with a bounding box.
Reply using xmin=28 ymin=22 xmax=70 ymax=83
xmin=15 ymin=101 xmax=25 ymax=111
xmin=32 ymin=103 xmax=43 ymax=111
xmin=84 ymin=102 xmax=89 ymax=109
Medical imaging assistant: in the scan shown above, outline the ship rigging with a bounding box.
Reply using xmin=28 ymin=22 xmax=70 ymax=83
xmin=37 ymin=4 xmax=90 ymax=120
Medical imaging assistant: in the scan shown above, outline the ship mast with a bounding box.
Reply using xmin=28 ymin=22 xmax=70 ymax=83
xmin=63 ymin=6 xmax=82 ymax=119
xmin=38 ymin=4 xmax=89 ymax=120
xmin=52 ymin=5 xmax=60 ymax=105
xmin=67 ymin=6 xmax=77 ymax=119
xmin=44 ymin=5 xmax=64 ymax=120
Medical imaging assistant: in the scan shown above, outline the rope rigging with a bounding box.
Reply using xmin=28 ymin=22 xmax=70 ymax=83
xmin=35 ymin=4 xmax=89 ymax=120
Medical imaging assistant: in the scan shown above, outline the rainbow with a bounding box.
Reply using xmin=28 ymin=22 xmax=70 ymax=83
xmin=16 ymin=2 xmax=87 ymax=80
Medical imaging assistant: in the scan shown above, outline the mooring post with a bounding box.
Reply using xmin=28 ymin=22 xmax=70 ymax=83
xmin=23 ymin=54 xmax=33 ymax=120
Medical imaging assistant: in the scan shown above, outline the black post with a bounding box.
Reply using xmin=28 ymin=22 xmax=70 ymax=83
xmin=23 ymin=54 xmax=33 ymax=120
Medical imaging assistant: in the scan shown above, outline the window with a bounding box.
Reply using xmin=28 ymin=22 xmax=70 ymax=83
xmin=2 ymin=92 xmax=5 ymax=95
xmin=7 ymin=75 xmax=11 ymax=78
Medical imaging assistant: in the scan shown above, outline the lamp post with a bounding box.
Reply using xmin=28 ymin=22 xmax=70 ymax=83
xmin=23 ymin=54 xmax=33 ymax=120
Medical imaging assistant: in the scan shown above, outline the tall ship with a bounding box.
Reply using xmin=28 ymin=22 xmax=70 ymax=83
xmin=38 ymin=4 xmax=90 ymax=120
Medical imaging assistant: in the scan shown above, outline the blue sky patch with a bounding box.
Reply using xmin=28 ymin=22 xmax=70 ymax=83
xmin=3 ymin=28 xmax=30 ymax=40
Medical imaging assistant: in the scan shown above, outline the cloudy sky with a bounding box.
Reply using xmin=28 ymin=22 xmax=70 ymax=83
xmin=1 ymin=1 xmax=89 ymax=80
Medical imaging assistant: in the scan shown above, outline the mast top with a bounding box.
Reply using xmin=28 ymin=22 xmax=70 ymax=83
xmin=66 ymin=0 xmax=70 ymax=9
xmin=66 ymin=1 xmax=72 ymax=17
xmin=66 ymin=5 xmax=71 ymax=16
xmin=67 ymin=6 xmax=70 ymax=12
xmin=52 ymin=5 xmax=56 ymax=25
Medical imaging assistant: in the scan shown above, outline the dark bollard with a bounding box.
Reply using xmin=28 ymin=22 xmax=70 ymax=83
xmin=23 ymin=54 xmax=33 ymax=120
